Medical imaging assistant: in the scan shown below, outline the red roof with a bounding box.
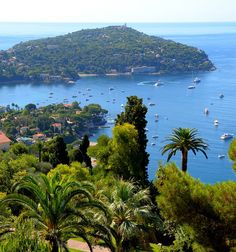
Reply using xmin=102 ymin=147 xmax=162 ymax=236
xmin=33 ymin=133 xmax=45 ymax=137
xmin=63 ymin=104 xmax=72 ymax=107
xmin=51 ymin=123 xmax=62 ymax=127
xmin=0 ymin=132 xmax=11 ymax=144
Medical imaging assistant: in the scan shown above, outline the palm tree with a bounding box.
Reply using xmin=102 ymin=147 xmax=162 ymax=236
xmin=161 ymin=128 xmax=208 ymax=172
xmin=98 ymin=180 xmax=154 ymax=252
xmin=0 ymin=173 xmax=109 ymax=252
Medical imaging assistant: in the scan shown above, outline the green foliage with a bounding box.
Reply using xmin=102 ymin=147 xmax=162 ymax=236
xmin=9 ymin=142 xmax=29 ymax=156
xmin=25 ymin=103 xmax=37 ymax=111
xmin=0 ymin=220 xmax=49 ymax=252
xmin=0 ymin=26 xmax=214 ymax=82
xmin=108 ymin=123 xmax=141 ymax=179
xmin=1 ymin=173 xmax=111 ymax=252
xmin=47 ymin=162 xmax=90 ymax=181
xmin=228 ymin=138 xmax=236 ymax=172
xmin=97 ymin=179 xmax=157 ymax=251
xmin=162 ymin=128 xmax=208 ymax=172
xmin=116 ymin=96 xmax=149 ymax=182
xmin=155 ymin=163 xmax=236 ymax=251
xmin=42 ymin=136 xmax=69 ymax=167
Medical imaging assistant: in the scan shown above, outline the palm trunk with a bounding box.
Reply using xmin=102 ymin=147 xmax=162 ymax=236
xmin=51 ymin=239 xmax=59 ymax=252
xmin=181 ymin=150 xmax=188 ymax=172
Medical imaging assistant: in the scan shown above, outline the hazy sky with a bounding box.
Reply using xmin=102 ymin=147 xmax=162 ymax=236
xmin=1 ymin=0 xmax=235 ymax=23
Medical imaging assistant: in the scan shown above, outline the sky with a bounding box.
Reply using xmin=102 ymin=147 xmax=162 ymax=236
xmin=0 ymin=0 xmax=236 ymax=23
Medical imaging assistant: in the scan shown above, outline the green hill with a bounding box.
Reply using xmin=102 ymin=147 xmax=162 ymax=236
xmin=0 ymin=26 xmax=215 ymax=83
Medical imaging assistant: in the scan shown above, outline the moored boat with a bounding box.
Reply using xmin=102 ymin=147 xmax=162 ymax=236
xmin=220 ymin=133 xmax=233 ymax=140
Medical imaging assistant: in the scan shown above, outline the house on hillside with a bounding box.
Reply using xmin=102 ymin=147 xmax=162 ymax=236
xmin=51 ymin=123 xmax=62 ymax=133
xmin=0 ymin=132 xmax=11 ymax=151
xmin=33 ymin=133 xmax=46 ymax=141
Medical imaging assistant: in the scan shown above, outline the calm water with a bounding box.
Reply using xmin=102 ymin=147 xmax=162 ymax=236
xmin=0 ymin=23 xmax=236 ymax=183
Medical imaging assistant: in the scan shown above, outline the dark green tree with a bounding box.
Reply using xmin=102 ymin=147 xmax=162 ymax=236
xmin=116 ymin=96 xmax=149 ymax=182
xmin=25 ymin=103 xmax=36 ymax=111
xmin=42 ymin=136 xmax=68 ymax=167
xmin=161 ymin=128 xmax=208 ymax=172
xmin=80 ymin=135 xmax=92 ymax=170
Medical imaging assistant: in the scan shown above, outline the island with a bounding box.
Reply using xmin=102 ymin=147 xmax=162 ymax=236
xmin=0 ymin=25 xmax=215 ymax=83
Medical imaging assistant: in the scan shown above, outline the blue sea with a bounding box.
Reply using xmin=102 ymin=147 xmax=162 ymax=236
xmin=0 ymin=22 xmax=236 ymax=183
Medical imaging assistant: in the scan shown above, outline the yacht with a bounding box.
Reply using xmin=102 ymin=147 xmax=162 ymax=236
xmin=218 ymin=154 xmax=225 ymax=159
xmin=214 ymin=119 xmax=219 ymax=126
xmin=204 ymin=108 xmax=209 ymax=115
xmin=68 ymin=80 xmax=75 ymax=84
xmin=188 ymin=85 xmax=195 ymax=89
xmin=220 ymin=133 xmax=234 ymax=140
xmin=193 ymin=77 xmax=201 ymax=83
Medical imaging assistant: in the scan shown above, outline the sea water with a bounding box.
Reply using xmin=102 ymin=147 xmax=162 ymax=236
xmin=0 ymin=22 xmax=235 ymax=183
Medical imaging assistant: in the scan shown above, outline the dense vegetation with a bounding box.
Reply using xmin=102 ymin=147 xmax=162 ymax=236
xmin=0 ymin=102 xmax=107 ymax=141
xmin=0 ymin=26 xmax=215 ymax=82
xmin=0 ymin=96 xmax=235 ymax=251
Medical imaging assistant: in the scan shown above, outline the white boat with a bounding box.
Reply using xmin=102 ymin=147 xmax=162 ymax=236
xmin=193 ymin=77 xmax=201 ymax=83
xmin=220 ymin=133 xmax=234 ymax=140
xmin=218 ymin=154 xmax=225 ymax=159
xmin=204 ymin=108 xmax=209 ymax=115
xmin=151 ymin=143 xmax=156 ymax=146
xmin=188 ymin=85 xmax=195 ymax=89
xmin=68 ymin=80 xmax=75 ymax=84
xmin=121 ymin=104 xmax=124 ymax=107
xmin=214 ymin=119 xmax=219 ymax=126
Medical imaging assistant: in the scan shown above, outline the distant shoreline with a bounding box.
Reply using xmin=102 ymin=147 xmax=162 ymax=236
xmin=79 ymin=72 xmax=162 ymax=77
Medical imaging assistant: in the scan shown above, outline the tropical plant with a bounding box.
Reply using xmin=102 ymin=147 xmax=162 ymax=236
xmin=161 ymin=128 xmax=208 ymax=172
xmin=0 ymin=173 xmax=110 ymax=252
xmin=98 ymin=180 xmax=156 ymax=252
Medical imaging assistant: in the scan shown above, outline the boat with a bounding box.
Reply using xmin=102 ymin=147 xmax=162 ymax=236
xmin=67 ymin=81 xmax=75 ymax=84
xmin=193 ymin=77 xmax=201 ymax=83
xmin=220 ymin=133 xmax=234 ymax=140
xmin=188 ymin=85 xmax=195 ymax=89
xmin=121 ymin=104 xmax=124 ymax=107
xmin=152 ymin=135 xmax=158 ymax=139
xmin=218 ymin=154 xmax=225 ymax=159
xmin=147 ymin=97 xmax=151 ymax=100
xmin=145 ymin=128 xmax=149 ymax=131
xmin=149 ymin=103 xmax=155 ymax=106
xmin=214 ymin=119 xmax=219 ymax=126
xmin=204 ymin=108 xmax=209 ymax=115
xmin=219 ymin=94 xmax=224 ymax=99
xmin=153 ymin=80 xmax=162 ymax=86
xmin=72 ymin=95 xmax=77 ymax=98
xmin=109 ymin=87 xmax=114 ymax=91
xmin=86 ymin=88 xmax=91 ymax=91
xmin=151 ymin=143 xmax=156 ymax=146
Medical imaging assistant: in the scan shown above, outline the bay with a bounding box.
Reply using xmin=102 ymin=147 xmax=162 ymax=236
xmin=0 ymin=22 xmax=235 ymax=183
